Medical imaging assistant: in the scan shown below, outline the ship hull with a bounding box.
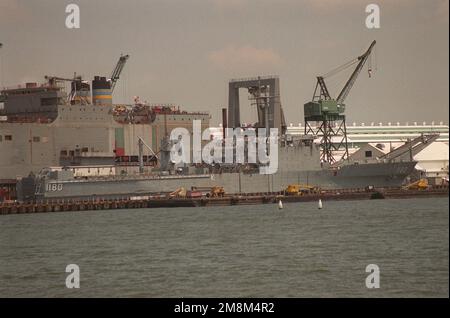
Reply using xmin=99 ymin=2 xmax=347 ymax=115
xmin=35 ymin=161 xmax=417 ymax=200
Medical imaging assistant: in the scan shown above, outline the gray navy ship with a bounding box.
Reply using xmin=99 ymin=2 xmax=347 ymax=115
xmin=0 ymin=50 xmax=436 ymax=202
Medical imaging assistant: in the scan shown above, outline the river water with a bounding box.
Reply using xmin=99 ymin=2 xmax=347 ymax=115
xmin=0 ymin=197 xmax=448 ymax=297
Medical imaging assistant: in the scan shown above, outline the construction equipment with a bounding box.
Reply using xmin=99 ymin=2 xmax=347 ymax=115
xmin=285 ymin=184 xmax=319 ymax=195
xmin=304 ymin=40 xmax=376 ymax=163
xmin=168 ymin=187 xmax=187 ymax=198
xmin=285 ymin=184 xmax=300 ymax=195
xmin=403 ymin=179 xmax=429 ymax=190
xmin=110 ymin=54 xmax=129 ymax=93
xmin=209 ymin=186 xmax=225 ymax=197
xmin=191 ymin=186 xmax=225 ymax=197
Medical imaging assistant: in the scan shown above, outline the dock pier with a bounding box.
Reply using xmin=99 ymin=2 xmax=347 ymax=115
xmin=0 ymin=186 xmax=448 ymax=215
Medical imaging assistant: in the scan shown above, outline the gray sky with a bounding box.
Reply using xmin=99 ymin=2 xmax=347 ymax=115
xmin=0 ymin=0 xmax=448 ymax=125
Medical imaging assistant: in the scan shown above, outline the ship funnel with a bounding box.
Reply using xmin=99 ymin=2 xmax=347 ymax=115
xmin=92 ymin=76 xmax=112 ymax=106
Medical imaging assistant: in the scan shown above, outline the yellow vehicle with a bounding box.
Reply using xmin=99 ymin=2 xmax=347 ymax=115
xmin=191 ymin=186 xmax=226 ymax=197
xmin=209 ymin=186 xmax=225 ymax=197
xmin=285 ymin=184 xmax=319 ymax=195
xmin=167 ymin=187 xmax=187 ymax=198
xmin=285 ymin=184 xmax=300 ymax=195
xmin=403 ymin=179 xmax=429 ymax=190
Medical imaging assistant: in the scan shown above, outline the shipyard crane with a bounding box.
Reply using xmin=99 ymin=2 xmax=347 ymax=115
xmin=109 ymin=54 xmax=129 ymax=93
xmin=45 ymin=74 xmax=82 ymax=85
xmin=304 ymin=40 xmax=376 ymax=163
xmin=44 ymin=74 xmax=84 ymax=103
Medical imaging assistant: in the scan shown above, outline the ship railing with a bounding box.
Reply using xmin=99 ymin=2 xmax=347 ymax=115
xmin=67 ymin=173 xmax=212 ymax=182
xmin=1 ymin=83 xmax=61 ymax=92
xmin=230 ymin=75 xmax=279 ymax=83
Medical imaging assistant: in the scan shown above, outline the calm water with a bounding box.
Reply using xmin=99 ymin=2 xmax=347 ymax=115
xmin=0 ymin=197 xmax=448 ymax=298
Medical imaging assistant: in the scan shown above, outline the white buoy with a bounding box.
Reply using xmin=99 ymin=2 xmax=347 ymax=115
xmin=318 ymin=199 xmax=323 ymax=209
xmin=278 ymin=200 xmax=283 ymax=210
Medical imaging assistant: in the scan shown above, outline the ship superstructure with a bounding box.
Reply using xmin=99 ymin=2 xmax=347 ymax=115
xmin=0 ymin=55 xmax=210 ymax=185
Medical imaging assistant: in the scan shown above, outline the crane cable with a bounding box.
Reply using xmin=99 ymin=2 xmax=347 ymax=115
xmin=323 ymin=45 xmax=377 ymax=84
xmin=368 ymin=45 xmax=378 ymax=77
xmin=322 ymin=57 xmax=359 ymax=79
xmin=374 ymin=44 xmax=378 ymax=71
xmin=326 ymin=73 xmax=352 ymax=97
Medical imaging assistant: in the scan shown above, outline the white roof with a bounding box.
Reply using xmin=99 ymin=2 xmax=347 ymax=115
xmin=414 ymin=142 xmax=449 ymax=161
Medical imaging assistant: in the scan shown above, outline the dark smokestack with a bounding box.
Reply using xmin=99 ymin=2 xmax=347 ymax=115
xmin=222 ymin=108 xmax=227 ymax=140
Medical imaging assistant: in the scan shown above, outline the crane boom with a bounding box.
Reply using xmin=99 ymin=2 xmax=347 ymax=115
xmin=110 ymin=54 xmax=129 ymax=93
xmin=44 ymin=75 xmax=83 ymax=102
xmin=336 ymin=40 xmax=376 ymax=104
xmin=316 ymin=76 xmax=331 ymax=100
xmin=44 ymin=75 xmax=82 ymax=83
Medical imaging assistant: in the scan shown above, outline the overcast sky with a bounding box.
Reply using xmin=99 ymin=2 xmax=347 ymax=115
xmin=0 ymin=0 xmax=448 ymax=125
